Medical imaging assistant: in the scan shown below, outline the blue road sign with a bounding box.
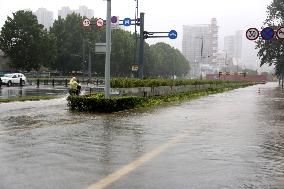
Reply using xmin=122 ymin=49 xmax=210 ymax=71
xmin=261 ymin=27 xmax=274 ymax=40
xmin=168 ymin=30 xmax=178 ymax=39
xmin=123 ymin=18 xmax=132 ymax=26
xmin=111 ymin=16 xmax=118 ymax=24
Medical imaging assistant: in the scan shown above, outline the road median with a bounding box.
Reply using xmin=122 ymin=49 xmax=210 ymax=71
xmin=67 ymin=80 xmax=255 ymax=112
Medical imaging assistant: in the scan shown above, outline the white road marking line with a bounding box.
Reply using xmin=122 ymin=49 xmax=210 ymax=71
xmin=86 ymin=131 xmax=189 ymax=189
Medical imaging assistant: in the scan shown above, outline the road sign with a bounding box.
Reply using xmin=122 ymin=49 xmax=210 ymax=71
xmin=246 ymin=28 xmax=259 ymax=40
xmin=111 ymin=16 xmax=118 ymax=24
xmin=168 ymin=30 xmax=178 ymax=39
xmin=111 ymin=16 xmax=119 ymax=29
xmin=123 ymin=18 xmax=132 ymax=26
xmin=82 ymin=18 xmax=91 ymax=27
xmin=95 ymin=43 xmax=106 ymax=54
xmin=261 ymin=27 xmax=274 ymax=40
xmin=276 ymin=27 xmax=284 ymax=39
xmin=96 ymin=18 xmax=104 ymax=27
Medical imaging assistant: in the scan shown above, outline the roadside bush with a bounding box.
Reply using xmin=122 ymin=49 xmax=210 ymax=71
xmin=67 ymin=81 xmax=254 ymax=112
xmin=110 ymin=78 xmax=247 ymax=88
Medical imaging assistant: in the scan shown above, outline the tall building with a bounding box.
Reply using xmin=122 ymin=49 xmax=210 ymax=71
xmin=33 ymin=8 xmax=53 ymax=30
xmin=182 ymin=18 xmax=219 ymax=77
xmin=58 ymin=6 xmax=94 ymax=19
xmin=58 ymin=6 xmax=74 ymax=19
xmin=76 ymin=6 xmax=94 ymax=18
xmin=224 ymin=30 xmax=242 ymax=64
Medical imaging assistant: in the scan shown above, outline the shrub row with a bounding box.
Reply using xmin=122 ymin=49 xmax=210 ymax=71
xmin=67 ymin=82 xmax=253 ymax=112
xmin=110 ymin=78 xmax=247 ymax=88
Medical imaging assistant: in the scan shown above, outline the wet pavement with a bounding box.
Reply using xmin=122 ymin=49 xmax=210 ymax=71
xmin=0 ymin=86 xmax=68 ymax=99
xmin=0 ymin=82 xmax=283 ymax=189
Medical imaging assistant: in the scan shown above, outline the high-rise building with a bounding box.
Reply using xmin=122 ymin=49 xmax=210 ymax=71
xmin=182 ymin=18 xmax=219 ymax=77
xmin=76 ymin=6 xmax=94 ymax=19
xmin=58 ymin=6 xmax=94 ymax=19
xmin=33 ymin=8 xmax=53 ymax=30
xmin=224 ymin=30 xmax=242 ymax=64
xmin=58 ymin=6 xmax=74 ymax=19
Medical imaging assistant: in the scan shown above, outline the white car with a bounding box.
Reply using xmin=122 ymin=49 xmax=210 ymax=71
xmin=0 ymin=73 xmax=27 ymax=86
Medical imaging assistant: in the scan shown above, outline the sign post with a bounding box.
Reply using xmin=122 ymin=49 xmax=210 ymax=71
xmin=138 ymin=12 xmax=145 ymax=79
xmin=105 ymin=0 xmax=111 ymax=98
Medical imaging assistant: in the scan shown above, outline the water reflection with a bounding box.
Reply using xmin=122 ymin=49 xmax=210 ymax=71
xmin=0 ymin=86 xmax=67 ymax=99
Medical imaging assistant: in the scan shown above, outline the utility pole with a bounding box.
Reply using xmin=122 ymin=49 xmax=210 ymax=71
xmin=82 ymin=38 xmax=86 ymax=76
xmin=138 ymin=12 xmax=145 ymax=79
xmin=105 ymin=0 xmax=111 ymax=98
xmin=88 ymin=47 xmax=91 ymax=79
xmin=133 ymin=0 xmax=139 ymax=78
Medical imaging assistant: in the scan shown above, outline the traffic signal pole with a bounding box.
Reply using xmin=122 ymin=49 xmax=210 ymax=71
xmin=138 ymin=12 xmax=145 ymax=79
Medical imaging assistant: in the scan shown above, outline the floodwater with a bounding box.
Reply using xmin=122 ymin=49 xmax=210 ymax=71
xmin=0 ymin=83 xmax=283 ymax=189
xmin=0 ymin=86 xmax=68 ymax=99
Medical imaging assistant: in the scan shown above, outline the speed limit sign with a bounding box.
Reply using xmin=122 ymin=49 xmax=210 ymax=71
xmin=82 ymin=18 xmax=91 ymax=27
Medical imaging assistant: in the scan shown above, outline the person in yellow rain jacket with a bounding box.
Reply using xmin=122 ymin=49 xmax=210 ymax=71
xmin=68 ymin=77 xmax=79 ymax=95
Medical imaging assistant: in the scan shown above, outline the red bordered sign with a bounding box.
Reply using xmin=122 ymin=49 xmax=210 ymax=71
xmin=82 ymin=18 xmax=91 ymax=27
xmin=96 ymin=18 xmax=104 ymax=27
xmin=246 ymin=28 xmax=259 ymax=40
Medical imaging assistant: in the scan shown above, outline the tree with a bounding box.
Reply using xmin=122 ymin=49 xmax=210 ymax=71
xmin=0 ymin=10 xmax=55 ymax=71
xmin=147 ymin=42 xmax=189 ymax=78
xmin=50 ymin=14 xmax=101 ymax=75
xmin=256 ymin=0 xmax=284 ymax=77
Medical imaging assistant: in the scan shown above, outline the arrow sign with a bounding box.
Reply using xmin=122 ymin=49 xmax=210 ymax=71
xmin=277 ymin=27 xmax=284 ymax=39
xmin=168 ymin=30 xmax=178 ymax=39
xmin=123 ymin=18 xmax=131 ymax=26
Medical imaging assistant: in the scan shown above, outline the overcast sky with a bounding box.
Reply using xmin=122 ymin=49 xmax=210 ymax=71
xmin=0 ymin=0 xmax=274 ymax=70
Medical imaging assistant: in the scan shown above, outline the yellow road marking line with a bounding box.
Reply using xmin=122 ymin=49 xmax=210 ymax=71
xmin=86 ymin=131 xmax=189 ymax=189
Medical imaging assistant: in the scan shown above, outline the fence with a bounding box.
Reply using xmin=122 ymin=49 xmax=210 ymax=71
xmin=27 ymin=78 xmax=105 ymax=88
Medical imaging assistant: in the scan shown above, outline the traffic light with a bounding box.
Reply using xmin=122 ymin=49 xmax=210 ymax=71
xmin=143 ymin=31 xmax=149 ymax=39
xmin=136 ymin=18 xmax=140 ymax=26
xmin=244 ymin=72 xmax=246 ymax=77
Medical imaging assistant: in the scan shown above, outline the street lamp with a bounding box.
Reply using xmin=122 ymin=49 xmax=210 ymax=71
xmin=195 ymin=36 xmax=204 ymax=78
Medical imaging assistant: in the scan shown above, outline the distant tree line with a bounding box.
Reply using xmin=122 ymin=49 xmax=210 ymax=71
xmin=0 ymin=10 xmax=189 ymax=78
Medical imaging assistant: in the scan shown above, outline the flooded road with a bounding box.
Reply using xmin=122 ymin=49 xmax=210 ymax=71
xmin=0 ymin=83 xmax=283 ymax=189
xmin=0 ymin=86 xmax=68 ymax=99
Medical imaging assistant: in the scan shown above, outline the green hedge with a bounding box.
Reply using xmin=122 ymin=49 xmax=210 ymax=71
xmin=67 ymin=82 xmax=253 ymax=112
xmin=110 ymin=78 xmax=247 ymax=88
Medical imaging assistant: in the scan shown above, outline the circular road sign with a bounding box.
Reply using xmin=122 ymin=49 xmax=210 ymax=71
xmin=111 ymin=16 xmax=118 ymax=24
xmin=168 ymin=30 xmax=178 ymax=39
xmin=261 ymin=27 xmax=274 ymax=40
xmin=123 ymin=18 xmax=132 ymax=27
xmin=82 ymin=18 xmax=91 ymax=27
xmin=276 ymin=27 xmax=284 ymax=39
xmin=246 ymin=28 xmax=259 ymax=40
xmin=96 ymin=18 xmax=104 ymax=27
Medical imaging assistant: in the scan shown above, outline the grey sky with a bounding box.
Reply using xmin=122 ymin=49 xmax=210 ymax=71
xmin=0 ymin=0 xmax=274 ymax=70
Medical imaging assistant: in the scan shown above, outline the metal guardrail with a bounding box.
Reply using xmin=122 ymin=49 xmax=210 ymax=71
xmin=27 ymin=78 xmax=105 ymax=87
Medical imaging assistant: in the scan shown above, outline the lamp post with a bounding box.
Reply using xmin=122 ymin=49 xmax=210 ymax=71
xmin=195 ymin=36 xmax=204 ymax=78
